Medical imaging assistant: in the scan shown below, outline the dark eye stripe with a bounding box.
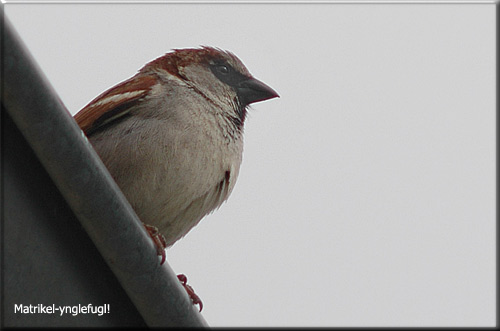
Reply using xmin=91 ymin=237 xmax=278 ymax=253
xmin=209 ymin=62 xmax=248 ymax=88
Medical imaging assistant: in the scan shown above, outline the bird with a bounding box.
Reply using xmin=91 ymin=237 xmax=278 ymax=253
xmin=74 ymin=46 xmax=279 ymax=311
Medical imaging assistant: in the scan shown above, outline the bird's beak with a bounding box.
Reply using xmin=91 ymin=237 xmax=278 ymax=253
xmin=237 ymin=77 xmax=279 ymax=106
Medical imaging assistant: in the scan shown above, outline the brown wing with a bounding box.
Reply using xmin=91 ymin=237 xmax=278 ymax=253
xmin=74 ymin=74 xmax=158 ymax=135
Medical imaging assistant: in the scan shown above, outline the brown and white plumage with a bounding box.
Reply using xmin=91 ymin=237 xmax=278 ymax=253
xmin=75 ymin=46 xmax=278 ymax=247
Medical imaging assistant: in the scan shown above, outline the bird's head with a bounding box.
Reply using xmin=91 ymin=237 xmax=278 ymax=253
xmin=143 ymin=46 xmax=279 ymax=127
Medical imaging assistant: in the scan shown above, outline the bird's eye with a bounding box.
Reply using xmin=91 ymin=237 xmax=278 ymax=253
xmin=216 ymin=65 xmax=230 ymax=75
xmin=210 ymin=62 xmax=242 ymax=86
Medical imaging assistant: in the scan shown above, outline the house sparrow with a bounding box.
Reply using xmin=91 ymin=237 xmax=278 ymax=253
xmin=74 ymin=46 xmax=278 ymax=310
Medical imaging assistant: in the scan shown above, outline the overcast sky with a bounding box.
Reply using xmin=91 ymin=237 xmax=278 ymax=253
xmin=4 ymin=1 xmax=496 ymax=327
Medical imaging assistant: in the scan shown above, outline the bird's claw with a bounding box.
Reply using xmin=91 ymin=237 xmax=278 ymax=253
xmin=177 ymin=274 xmax=203 ymax=312
xmin=143 ymin=223 xmax=167 ymax=265
xmin=143 ymin=226 xmax=202 ymax=311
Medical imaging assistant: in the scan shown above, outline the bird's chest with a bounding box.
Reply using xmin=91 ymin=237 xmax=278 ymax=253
xmin=150 ymin=110 xmax=243 ymax=205
xmin=107 ymin=100 xmax=244 ymax=227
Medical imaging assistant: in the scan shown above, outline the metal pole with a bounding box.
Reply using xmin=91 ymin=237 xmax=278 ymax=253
xmin=1 ymin=12 xmax=208 ymax=327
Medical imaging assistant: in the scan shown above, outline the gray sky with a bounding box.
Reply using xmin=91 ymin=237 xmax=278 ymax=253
xmin=5 ymin=1 xmax=496 ymax=327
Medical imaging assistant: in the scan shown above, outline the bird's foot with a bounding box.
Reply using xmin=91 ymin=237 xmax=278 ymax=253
xmin=143 ymin=223 xmax=167 ymax=265
xmin=177 ymin=274 xmax=203 ymax=312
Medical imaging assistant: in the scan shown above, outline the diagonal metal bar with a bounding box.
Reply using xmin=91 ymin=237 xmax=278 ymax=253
xmin=1 ymin=11 xmax=208 ymax=327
